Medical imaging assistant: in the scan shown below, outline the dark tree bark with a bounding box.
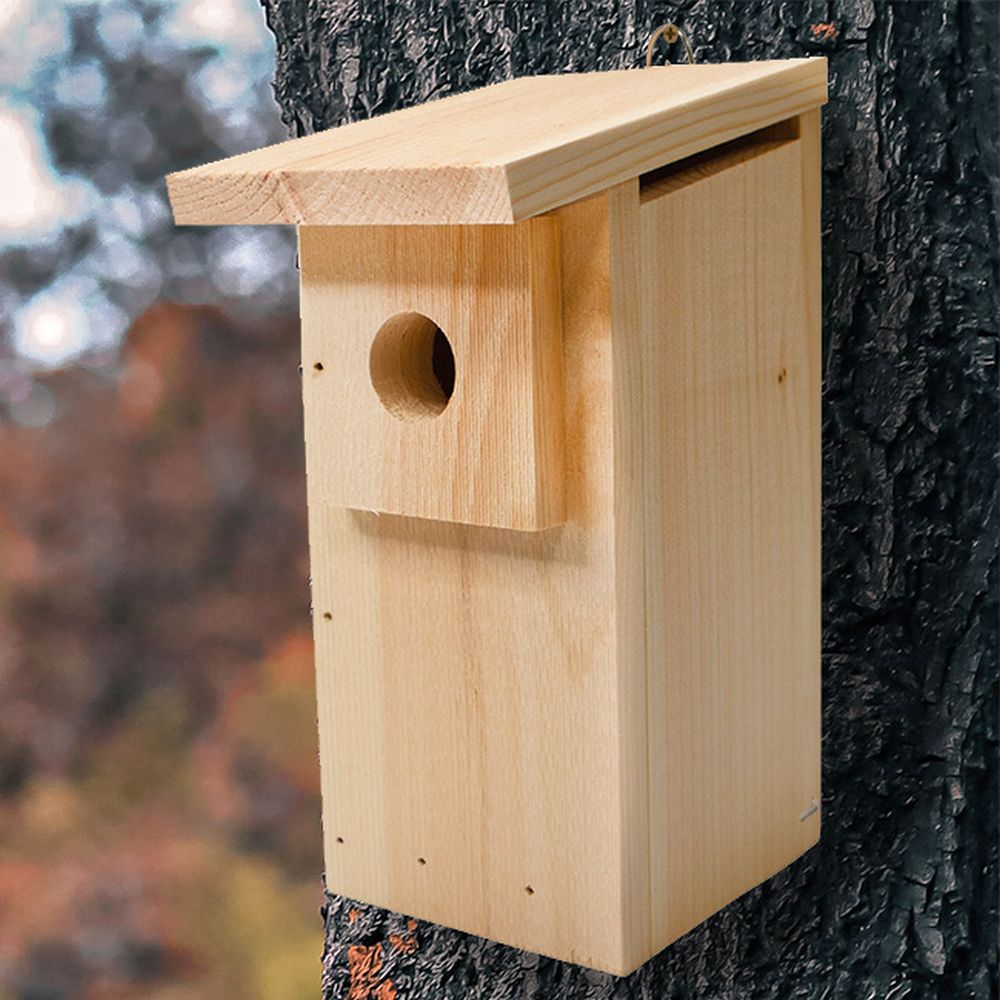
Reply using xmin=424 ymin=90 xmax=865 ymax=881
xmin=259 ymin=2 xmax=999 ymax=996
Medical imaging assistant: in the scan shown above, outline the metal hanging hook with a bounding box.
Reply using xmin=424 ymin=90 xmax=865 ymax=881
xmin=645 ymin=22 xmax=696 ymax=66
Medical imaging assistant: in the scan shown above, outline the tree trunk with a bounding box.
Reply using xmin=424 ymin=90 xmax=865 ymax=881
xmin=259 ymin=1 xmax=998 ymax=996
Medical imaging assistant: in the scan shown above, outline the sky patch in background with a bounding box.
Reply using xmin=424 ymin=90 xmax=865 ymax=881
xmin=0 ymin=0 xmax=296 ymax=378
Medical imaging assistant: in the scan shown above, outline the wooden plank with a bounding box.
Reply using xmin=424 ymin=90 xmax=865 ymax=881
xmin=798 ymin=107 xmax=823 ymax=833
xmin=308 ymin=185 xmax=649 ymax=974
xmin=167 ymin=61 xmax=826 ymax=226
xmin=639 ymin=125 xmax=822 ymax=950
xmin=299 ymin=220 xmax=564 ymax=530
xmin=606 ymin=179 xmax=652 ymax=971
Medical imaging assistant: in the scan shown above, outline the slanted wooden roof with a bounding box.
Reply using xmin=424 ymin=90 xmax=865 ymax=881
xmin=167 ymin=59 xmax=826 ymax=226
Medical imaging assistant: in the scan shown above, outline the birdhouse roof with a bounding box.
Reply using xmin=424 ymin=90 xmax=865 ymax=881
xmin=167 ymin=59 xmax=826 ymax=227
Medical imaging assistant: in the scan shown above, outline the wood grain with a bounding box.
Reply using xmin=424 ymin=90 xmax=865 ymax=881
xmin=299 ymin=221 xmax=565 ymax=530
xmin=167 ymin=61 xmax=826 ymax=226
xmin=309 ymin=186 xmax=650 ymax=974
xmin=306 ymin=119 xmax=823 ymax=972
xmin=639 ymin=120 xmax=822 ymax=950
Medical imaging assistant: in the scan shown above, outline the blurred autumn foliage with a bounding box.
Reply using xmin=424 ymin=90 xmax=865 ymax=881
xmin=0 ymin=304 xmax=322 ymax=999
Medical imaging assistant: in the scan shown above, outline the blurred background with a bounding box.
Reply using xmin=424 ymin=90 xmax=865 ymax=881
xmin=0 ymin=1 xmax=322 ymax=998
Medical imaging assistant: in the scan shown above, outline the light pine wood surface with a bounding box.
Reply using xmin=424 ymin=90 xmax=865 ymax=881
xmin=165 ymin=58 xmax=827 ymax=975
xmin=309 ymin=186 xmax=652 ymax=973
xmin=640 ymin=116 xmax=822 ymax=952
xmin=167 ymin=61 xmax=826 ymax=226
xmin=307 ymin=114 xmax=822 ymax=973
xmin=299 ymin=220 xmax=565 ymax=530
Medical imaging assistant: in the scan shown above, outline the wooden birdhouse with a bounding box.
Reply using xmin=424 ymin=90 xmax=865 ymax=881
xmin=167 ymin=58 xmax=827 ymax=975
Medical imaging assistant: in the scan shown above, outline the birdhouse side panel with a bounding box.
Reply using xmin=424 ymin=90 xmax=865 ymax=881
xmin=639 ymin=114 xmax=822 ymax=949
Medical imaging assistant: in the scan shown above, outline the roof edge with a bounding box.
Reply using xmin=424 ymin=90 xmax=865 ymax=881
xmin=166 ymin=60 xmax=827 ymax=227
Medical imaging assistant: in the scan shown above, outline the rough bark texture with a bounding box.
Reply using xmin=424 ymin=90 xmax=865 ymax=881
xmin=258 ymin=2 xmax=999 ymax=996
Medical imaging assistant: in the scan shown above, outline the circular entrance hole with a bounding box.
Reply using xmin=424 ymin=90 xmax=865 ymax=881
xmin=369 ymin=312 xmax=455 ymax=421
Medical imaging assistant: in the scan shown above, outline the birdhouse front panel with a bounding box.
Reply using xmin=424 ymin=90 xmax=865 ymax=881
xmin=166 ymin=59 xmax=827 ymax=977
xmin=306 ymin=187 xmax=650 ymax=974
